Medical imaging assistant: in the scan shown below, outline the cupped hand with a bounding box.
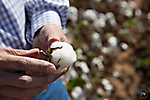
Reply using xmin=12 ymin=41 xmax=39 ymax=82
xmin=32 ymin=23 xmax=70 ymax=79
xmin=0 ymin=46 xmax=56 ymax=100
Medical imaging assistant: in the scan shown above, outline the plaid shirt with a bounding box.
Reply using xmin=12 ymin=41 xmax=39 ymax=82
xmin=0 ymin=0 xmax=69 ymax=49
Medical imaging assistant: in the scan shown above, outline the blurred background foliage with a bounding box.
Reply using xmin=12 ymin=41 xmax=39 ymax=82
xmin=61 ymin=0 xmax=150 ymax=100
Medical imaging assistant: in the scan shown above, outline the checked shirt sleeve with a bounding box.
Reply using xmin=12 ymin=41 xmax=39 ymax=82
xmin=24 ymin=0 xmax=69 ymax=43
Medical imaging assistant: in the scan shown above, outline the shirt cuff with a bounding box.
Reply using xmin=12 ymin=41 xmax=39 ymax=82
xmin=31 ymin=9 xmax=61 ymax=38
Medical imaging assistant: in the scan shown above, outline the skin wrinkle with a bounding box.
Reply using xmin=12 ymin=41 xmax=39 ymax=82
xmin=5 ymin=49 xmax=19 ymax=56
xmin=0 ymin=54 xmax=51 ymax=74
xmin=14 ymin=57 xmax=29 ymax=71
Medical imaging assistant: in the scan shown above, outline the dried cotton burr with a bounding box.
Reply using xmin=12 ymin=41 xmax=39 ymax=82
xmin=40 ymin=41 xmax=77 ymax=73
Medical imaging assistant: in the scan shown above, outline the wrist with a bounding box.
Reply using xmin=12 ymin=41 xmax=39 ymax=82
xmin=33 ymin=27 xmax=43 ymax=38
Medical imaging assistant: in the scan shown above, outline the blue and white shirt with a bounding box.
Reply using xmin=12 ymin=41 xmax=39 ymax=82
xmin=0 ymin=0 xmax=69 ymax=49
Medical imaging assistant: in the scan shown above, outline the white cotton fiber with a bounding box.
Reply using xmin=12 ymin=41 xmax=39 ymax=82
xmin=50 ymin=42 xmax=77 ymax=73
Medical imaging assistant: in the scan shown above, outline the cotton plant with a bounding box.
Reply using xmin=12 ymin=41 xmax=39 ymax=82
xmin=40 ymin=41 xmax=77 ymax=73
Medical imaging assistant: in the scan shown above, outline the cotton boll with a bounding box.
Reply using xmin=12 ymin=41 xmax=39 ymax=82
xmin=128 ymin=1 xmax=137 ymax=9
xmin=147 ymin=13 xmax=150 ymax=20
xmin=108 ymin=36 xmax=118 ymax=47
xmin=91 ymin=57 xmax=104 ymax=71
xmin=101 ymin=47 xmax=109 ymax=54
xmin=68 ymin=6 xmax=78 ymax=22
xmin=83 ymin=9 xmax=98 ymax=21
xmin=94 ymin=18 xmax=106 ymax=28
xmin=81 ymin=74 xmax=90 ymax=82
xmin=104 ymin=84 xmax=113 ymax=91
xmin=75 ymin=61 xmax=90 ymax=74
xmin=98 ymin=13 xmax=107 ymax=21
xmin=106 ymin=12 xmax=114 ymax=19
xmin=120 ymin=42 xmax=128 ymax=50
xmin=50 ymin=41 xmax=73 ymax=50
xmin=112 ymin=71 xmax=119 ymax=78
xmin=109 ymin=19 xmax=117 ymax=26
xmin=51 ymin=49 xmax=72 ymax=68
xmin=125 ymin=9 xmax=133 ymax=17
xmin=101 ymin=78 xmax=110 ymax=85
xmin=120 ymin=1 xmax=128 ymax=8
xmin=91 ymin=32 xmax=102 ymax=48
xmin=69 ymin=66 xmax=78 ymax=79
xmin=85 ymin=82 xmax=92 ymax=90
xmin=135 ymin=9 xmax=142 ymax=17
xmin=97 ymin=87 xmax=104 ymax=95
xmin=49 ymin=42 xmax=77 ymax=73
xmin=71 ymin=86 xmax=86 ymax=100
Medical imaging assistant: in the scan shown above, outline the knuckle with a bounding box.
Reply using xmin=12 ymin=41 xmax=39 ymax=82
xmin=6 ymin=48 xmax=25 ymax=56
xmin=14 ymin=50 xmax=23 ymax=55
xmin=5 ymin=49 xmax=15 ymax=55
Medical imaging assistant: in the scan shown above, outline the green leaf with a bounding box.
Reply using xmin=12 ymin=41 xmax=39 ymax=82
xmin=135 ymin=58 xmax=150 ymax=68
xmin=66 ymin=77 xmax=85 ymax=91
xmin=91 ymin=72 xmax=103 ymax=81
xmin=98 ymin=94 xmax=105 ymax=98
xmin=124 ymin=18 xmax=136 ymax=26
xmin=118 ymin=28 xmax=129 ymax=35
xmin=87 ymin=51 xmax=96 ymax=57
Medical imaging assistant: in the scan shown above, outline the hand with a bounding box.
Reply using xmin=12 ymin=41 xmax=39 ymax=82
xmin=0 ymin=46 xmax=56 ymax=100
xmin=32 ymin=23 xmax=69 ymax=78
xmin=33 ymin=23 xmax=69 ymax=51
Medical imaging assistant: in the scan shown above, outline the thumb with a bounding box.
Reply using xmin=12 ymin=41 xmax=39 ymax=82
xmin=47 ymin=37 xmax=61 ymax=47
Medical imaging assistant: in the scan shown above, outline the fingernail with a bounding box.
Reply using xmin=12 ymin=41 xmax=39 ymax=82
xmin=48 ymin=37 xmax=60 ymax=46
xmin=48 ymin=76 xmax=54 ymax=83
xmin=46 ymin=65 xmax=56 ymax=73
xmin=29 ymin=48 xmax=39 ymax=52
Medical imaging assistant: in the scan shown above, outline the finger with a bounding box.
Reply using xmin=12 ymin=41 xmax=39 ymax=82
xmin=0 ymin=85 xmax=44 ymax=99
xmin=0 ymin=95 xmax=16 ymax=100
xmin=41 ymin=24 xmax=69 ymax=45
xmin=0 ymin=53 xmax=56 ymax=74
xmin=52 ymin=67 xmax=69 ymax=82
xmin=0 ymin=70 xmax=53 ymax=88
xmin=20 ymin=48 xmax=40 ymax=58
xmin=1 ymin=47 xmax=40 ymax=58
